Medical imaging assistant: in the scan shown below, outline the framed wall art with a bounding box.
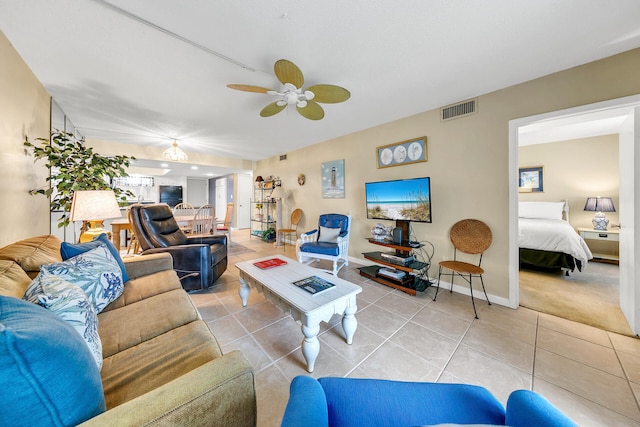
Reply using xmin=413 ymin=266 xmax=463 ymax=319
xmin=519 ymin=166 xmax=543 ymax=192
xmin=377 ymin=136 xmax=427 ymax=168
xmin=321 ymin=159 xmax=345 ymax=198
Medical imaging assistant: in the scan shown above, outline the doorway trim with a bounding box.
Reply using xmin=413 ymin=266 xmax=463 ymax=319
xmin=508 ymin=94 xmax=640 ymax=317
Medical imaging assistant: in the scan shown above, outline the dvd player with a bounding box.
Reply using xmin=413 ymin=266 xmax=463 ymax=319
xmin=377 ymin=267 xmax=406 ymax=279
xmin=380 ymin=251 xmax=414 ymax=265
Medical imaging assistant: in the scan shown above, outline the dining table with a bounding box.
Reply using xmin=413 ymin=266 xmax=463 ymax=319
xmin=111 ymin=215 xmax=215 ymax=249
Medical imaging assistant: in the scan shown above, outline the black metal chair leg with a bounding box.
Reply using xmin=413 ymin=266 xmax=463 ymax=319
xmin=468 ymin=274 xmax=478 ymax=319
xmin=479 ymin=274 xmax=491 ymax=306
xmin=434 ymin=266 xmax=443 ymax=301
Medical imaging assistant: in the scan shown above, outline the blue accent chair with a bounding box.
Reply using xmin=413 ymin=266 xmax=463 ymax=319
xmin=297 ymin=213 xmax=351 ymax=275
xmin=280 ymin=376 xmax=578 ymax=427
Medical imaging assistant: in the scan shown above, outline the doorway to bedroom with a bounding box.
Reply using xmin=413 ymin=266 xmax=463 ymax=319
xmin=509 ymin=95 xmax=640 ymax=336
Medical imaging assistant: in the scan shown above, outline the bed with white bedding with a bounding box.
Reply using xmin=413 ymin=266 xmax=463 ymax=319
xmin=519 ymin=201 xmax=593 ymax=272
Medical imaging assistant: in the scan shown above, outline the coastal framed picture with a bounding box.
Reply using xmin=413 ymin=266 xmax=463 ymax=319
xmin=321 ymin=159 xmax=345 ymax=198
xmin=377 ymin=136 xmax=427 ymax=168
xmin=519 ymin=166 xmax=543 ymax=192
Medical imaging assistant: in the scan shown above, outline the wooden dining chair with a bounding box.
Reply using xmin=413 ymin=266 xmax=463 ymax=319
xmin=192 ymin=204 xmax=215 ymax=235
xmin=215 ymin=203 xmax=234 ymax=245
xmin=173 ymin=202 xmax=195 ymax=234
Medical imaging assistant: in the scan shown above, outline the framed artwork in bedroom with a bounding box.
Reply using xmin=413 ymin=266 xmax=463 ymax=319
xmin=519 ymin=166 xmax=543 ymax=192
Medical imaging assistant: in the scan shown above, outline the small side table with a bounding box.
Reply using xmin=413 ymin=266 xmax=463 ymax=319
xmin=578 ymin=227 xmax=619 ymax=262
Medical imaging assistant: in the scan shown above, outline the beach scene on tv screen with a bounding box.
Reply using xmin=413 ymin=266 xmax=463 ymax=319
xmin=366 ymin=178 xmax=431 ymax=222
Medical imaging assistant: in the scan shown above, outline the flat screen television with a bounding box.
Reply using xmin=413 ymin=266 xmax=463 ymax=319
xmin=365 ymin=177 xmax=432 ymax=223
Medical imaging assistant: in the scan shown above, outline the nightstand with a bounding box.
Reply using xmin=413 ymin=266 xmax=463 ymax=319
xmin=578 ymin=227 xmax=619 ymax=261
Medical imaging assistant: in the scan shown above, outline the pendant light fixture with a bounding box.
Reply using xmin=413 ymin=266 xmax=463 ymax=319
xmin=162 ymin=141 xmax=189 ymax=162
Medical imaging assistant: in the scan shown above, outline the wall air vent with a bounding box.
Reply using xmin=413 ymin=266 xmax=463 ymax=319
xmin=280 ymin=154 xmax=287 ymax=161
xmin=440 ymin=98 xmax=478 ymax=122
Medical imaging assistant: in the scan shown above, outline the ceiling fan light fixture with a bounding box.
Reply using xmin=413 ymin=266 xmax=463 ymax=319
xmin=162 ymin=141 xmax=189 ymax=162
xmin=227 ymin=59 xmax=350 ymax=120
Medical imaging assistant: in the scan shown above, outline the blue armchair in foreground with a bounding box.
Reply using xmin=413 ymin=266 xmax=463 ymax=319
xmin=280 ymin=376 xmax=578 ymax=427
xmin=297 ymin=213 xmax=351 ymax=275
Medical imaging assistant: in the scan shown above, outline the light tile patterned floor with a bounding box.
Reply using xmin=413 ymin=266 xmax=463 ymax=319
xmin=190 ymin=230 xmax=640 ymax=427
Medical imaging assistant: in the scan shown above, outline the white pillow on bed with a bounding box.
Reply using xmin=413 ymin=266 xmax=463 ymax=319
xmin=519 ymin=201 xmax=564 ymax=220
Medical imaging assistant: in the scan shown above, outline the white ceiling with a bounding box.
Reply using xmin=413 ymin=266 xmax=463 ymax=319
xmin=2 ymin=0 xmax=640 ymax=176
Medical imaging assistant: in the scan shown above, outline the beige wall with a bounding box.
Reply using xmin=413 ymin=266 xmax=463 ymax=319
xmin=519 ymin=134 xmax=620 ymax=257
xmin=0 ymin=30 xmax=51 ymax=246
xmin=257 ymin=48 xmax=640 ymax=301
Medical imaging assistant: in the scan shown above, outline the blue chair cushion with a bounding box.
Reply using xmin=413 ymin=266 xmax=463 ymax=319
xmin=300 ymin=242 xmax=340 ymax=256
xmin=60 ymin=233 xmax=129 ymax=283
xmin=0 ymin=296 xmax=106 ymax=426
xmin=318 ymin=377 xmax=506 ymax=427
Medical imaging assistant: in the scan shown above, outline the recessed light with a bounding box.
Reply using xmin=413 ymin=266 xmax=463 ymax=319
xmin=160 ymin=163 xmax=169 ymax=167
xmin=191 ymin=166 xmax=198 ymax=170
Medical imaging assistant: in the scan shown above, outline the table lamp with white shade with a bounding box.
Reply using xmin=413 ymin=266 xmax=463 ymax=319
xmin=70 ymin=190 xmax=123 ymax=243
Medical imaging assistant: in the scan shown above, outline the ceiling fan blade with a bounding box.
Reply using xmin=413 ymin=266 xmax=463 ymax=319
xmin=297 ymin=100 xmax=325 ymax=120
xmin=260 ymin=102 xmax=287 ymax=117
xmin=227 ymin=84 xmax=273 ymax=94
xmin=274 ymin=59 xmax=304 ymax=88
xmin=306 ymin=84 xmax=351 ymax=103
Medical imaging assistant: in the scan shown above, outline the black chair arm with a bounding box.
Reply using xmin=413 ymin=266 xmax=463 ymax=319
xmin=185 ymin=235 xmax=228 ymax=246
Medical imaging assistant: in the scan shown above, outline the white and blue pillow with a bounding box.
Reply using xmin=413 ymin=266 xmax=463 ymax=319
xmin=41 ymin=244 xmax=124 ymax=313
xmin=24 ymin=272 xmax=102 ymax=369
xmin=60 ymin=233 xmax=130 ymax=283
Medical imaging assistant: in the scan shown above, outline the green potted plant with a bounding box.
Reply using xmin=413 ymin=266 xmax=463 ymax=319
xmin=262 ymin=227 xmax=276 ymax=242
xmin=24 ymin=129 xmax=136 ymax=228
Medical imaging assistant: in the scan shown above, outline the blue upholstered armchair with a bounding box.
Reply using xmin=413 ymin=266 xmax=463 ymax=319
xmin=297 ymin=213 xmax=351 ymax=275
xmin=281 ymin=376 xmax=578 ymax=427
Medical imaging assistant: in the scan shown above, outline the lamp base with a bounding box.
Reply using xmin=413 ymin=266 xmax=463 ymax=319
xmin=592 ymin=212 xmax=609 ymax=231
xmin=79 ymin=220 xmax=112 ymax=243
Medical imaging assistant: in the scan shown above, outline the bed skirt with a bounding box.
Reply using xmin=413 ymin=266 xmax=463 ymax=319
xmin=519 ymin=248 xmax=582 ymax=272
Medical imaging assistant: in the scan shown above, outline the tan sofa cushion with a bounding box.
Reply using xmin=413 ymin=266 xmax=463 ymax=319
xmin=0 ymin=260 xmax=32 ymax=298
xmin=0 ymin=235 xmax=62 ymax=277
xmin=98 ymin=287 xmax=201 ymax=358
xmin=101 ymin=320 xmax=222 ymax=409
xmin=101 ymin=269 xmax=181 ymax=313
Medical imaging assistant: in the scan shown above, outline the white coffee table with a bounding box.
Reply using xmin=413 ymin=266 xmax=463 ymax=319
xmin=236 ymin=255 xmax=362 ymax=372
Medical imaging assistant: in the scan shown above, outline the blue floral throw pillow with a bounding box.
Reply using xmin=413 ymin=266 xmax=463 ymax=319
xmin=40 ymin=245 xmax=124 ymax=313
xmin=24 ymin=272 xmax=102 ymax=369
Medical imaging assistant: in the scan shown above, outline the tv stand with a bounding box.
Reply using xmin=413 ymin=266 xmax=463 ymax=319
xmin=358 ymin=221 xmax=430 ymax=296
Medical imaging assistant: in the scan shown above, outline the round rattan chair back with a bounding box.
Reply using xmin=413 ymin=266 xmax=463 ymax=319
xmin=290 ymin=209 xmax=303 ymax=226
xmin=449 ymin=219 xmax=492 ymax=255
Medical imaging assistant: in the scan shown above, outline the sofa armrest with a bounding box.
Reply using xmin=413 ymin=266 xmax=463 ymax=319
xmin=78 ymin=351 xmax=256 ymax=427
xmin=281 ymin=376 xmax=328 ymax=427
xmin=506 ymin=390 xmax=577 ymax=427
xmin=123 ymin=253 xmax=174 ymax=281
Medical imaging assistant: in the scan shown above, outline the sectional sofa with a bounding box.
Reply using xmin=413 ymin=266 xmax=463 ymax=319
xmin=0 ymin=234 xmax=256 ymax=426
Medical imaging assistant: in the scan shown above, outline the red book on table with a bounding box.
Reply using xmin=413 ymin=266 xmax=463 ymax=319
xmin=253 ymin=258 xmax=287 ymax=269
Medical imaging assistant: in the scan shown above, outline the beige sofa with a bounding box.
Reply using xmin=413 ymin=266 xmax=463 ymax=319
xmin=0 ymin=235 xmax=256 ymax=426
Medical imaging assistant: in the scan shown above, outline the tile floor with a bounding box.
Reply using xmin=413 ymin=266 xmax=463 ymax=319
xmin=190 ymin=230 xmax=640 ymax=427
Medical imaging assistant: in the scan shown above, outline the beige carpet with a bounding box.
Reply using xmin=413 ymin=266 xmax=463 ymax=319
xmin=519 ymin=262 xmax=634 ymax=336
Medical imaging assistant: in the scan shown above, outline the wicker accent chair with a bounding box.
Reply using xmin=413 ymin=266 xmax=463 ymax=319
xmin=297 ymin=213 xmax=350 ymax=275
xmin=277 ymin=208 xmax=303 ymax=249
xmin=434 ymin=219 xmax=492 ymax=318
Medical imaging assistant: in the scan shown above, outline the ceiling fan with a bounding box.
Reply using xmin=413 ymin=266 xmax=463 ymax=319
xmin=227 ymin=59 xmax=350 ymax=120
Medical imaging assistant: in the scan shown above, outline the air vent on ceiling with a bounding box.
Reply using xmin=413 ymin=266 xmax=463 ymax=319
xmin=280 ymin=154 xmax=287 ymax=161
xmin=440 ymin=98 xmax=478 ymax=122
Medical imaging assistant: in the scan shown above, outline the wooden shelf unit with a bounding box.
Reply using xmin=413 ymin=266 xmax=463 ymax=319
xmin=358 ymin=228 xmax=430 ymax=295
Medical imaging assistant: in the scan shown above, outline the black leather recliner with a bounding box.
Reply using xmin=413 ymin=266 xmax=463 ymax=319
xmin=129 ymin=203 xmax=228 ymax=291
